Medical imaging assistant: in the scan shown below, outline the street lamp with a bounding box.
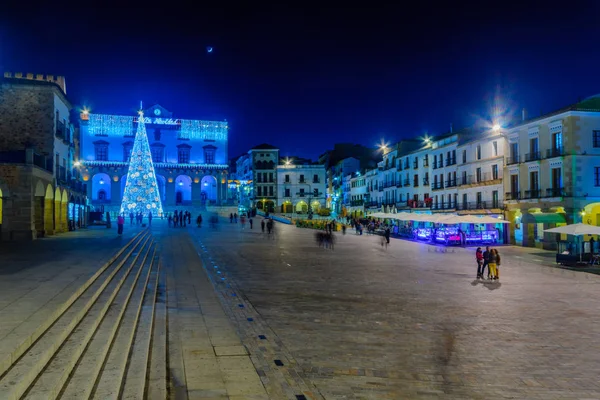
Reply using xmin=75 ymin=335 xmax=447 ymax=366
xmin=493 ymin=123 xmax=501 ymax=132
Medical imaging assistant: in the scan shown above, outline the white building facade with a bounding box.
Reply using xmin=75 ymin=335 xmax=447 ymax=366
xmin=277 ymin=164 xmax=326 ymax=214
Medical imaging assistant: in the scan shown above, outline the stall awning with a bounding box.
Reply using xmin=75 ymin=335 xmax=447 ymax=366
xmin=523 ymin=212 xmax=566 ymax=224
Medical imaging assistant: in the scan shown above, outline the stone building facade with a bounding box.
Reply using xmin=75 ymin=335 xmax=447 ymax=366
xmin=79 ymin=104 xmax=229 ymax=214
xmin=0 ymin=72 xmax=87 ymax=240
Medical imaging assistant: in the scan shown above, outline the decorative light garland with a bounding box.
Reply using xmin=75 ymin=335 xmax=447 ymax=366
xmin=81 ymin=160 xmax=228 ymax=170
xmin=179 ymin=119 xmax=228 ymax=141
xmin=87 ymin=114 xmax=134 ymax=137
xmin=86 ymin=113 xmax=228 ymax=141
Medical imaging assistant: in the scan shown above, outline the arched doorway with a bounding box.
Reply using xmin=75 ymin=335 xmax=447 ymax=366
xmin=311 ymin=201 xmax=321 ymax=213
xmin=92 ymin=173 xmax=112 ymax=202
xmin=175 ymin=175 xmax=192 ymax=205
xmin=200 ymin=175 xmax=217 ymax=204
xmin=295 ymin=201 xmax=308 ymax=214
xmin=54 ymin=187 xmax=62 ymax=232
xmin=34 ymin=180 xmax=45 ymax=236
xmin=44 ymin=184 xmax=54 ymax=235
xmin=61 ymin=189 xmax=69 ymax=232
xmin=120 ymin=174 xmax=128 ymax=202
xmin=156 ymin=175 xmax=166 ymax=202
xmin=281 ymin=201 xmax=292 ymax=213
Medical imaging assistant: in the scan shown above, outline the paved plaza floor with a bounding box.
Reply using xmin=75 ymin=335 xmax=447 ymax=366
xmin=185 ymin=218 xmax=600 ymax=399
xmin=2 ymin=219 xmax=600 ymax=399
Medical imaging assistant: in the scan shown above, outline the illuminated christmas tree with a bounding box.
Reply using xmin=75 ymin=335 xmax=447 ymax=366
xmin=120 ymin=110 xmax=163 ymax=217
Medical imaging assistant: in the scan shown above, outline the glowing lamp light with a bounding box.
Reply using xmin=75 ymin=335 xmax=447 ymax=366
xmin=194 ymin=177 xmax=200 ymax=183
xmin=73 ymin=161 xmax=81 ymax=167
xmin=83 ymin=175 xmax=89 ymax=181
xmin=178 ymin=181 xmax=183 ymax=186
xmin=113 ymin=176 xmax=119 ymax=182
xmin=492 ymin=124 xmax=501 ymax=132
xmin=204 ymin=182 xmax=208 ymax=186
xmin=99 ymin=178 xmax=105 ymax=185
xmin=168 ymin=177 xmax=173 ymax=183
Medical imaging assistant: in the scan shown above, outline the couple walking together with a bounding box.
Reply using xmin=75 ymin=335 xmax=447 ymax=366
xmin=476 ymin=246 xmax=500 ymax=280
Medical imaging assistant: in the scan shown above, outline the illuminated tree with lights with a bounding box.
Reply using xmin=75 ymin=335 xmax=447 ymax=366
xmin=120 ymin=111 xmax=164 ymax=217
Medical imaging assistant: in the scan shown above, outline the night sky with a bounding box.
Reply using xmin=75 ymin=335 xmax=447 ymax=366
xmin=2 ymin=3 xmax=599 ymax=160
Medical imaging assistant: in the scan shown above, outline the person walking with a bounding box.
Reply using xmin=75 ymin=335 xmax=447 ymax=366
xmin=234 ymin=213 xmax=238 ymax=223
xmin=488 ymin=248 xmax=499 ymax=280
xmin=117 ymin=214 xmax=124 ymax=235
xmin=482 ymin=246 xmax=490 ymax=279
xmin=230 ymin=213 xmax=234 ymax=223
xmin=148 ymin=211 xmax=153 ymax=227
xmin=129 ymin=211 xmax=134 ymax=226
xmin=476 ymin=247 xmax=484 ymax=279
xmin=261 ymin=219 xmax=265 ymax=233
xmin=168 ymin=213 xmax=172 ymax=227
xmin=249 ymin=217 xmax=253 ymax=229
xmin=384 ymin=226 xmax=391 ymax=245
xmin=197 ymin=214 xmax=203 ymax=227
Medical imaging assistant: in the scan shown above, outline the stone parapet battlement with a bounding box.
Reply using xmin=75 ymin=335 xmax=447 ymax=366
xmin=3 ymin=71 xmax=66 ymax=95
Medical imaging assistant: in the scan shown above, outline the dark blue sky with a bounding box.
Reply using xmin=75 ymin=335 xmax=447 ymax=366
xmin=2 ymin=2 xmax=599 ymax=160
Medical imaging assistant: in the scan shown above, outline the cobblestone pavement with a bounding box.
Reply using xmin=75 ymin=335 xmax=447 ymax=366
xmin=186 ymin=219 xmax=600 ymax=400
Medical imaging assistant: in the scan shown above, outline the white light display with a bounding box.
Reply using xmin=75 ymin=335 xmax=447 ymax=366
xmin=120 ymin=113 xmax=164 ymax=217
xmin=179 ymin=119 xmax=228 ymax=141
xmin=87 ymin=113 xmax=227 ymax=141
xmin=88 ymin=114 xmax=134 ymax=137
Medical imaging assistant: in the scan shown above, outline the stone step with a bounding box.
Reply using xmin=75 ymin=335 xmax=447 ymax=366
xmin=121 ymin=258 xmax=161 ymax=399
xmin=91 ymin=249 xmax=159 ymax=399
xmin=0 ymin=232 xmax=151 ymax=400
xmin=147 ymin=264 xmax=167 ymax=400
xmin=24 ymin=240 xmax=155 ymax=400
xmin=0 ymin=230 xmax=147 ymax=380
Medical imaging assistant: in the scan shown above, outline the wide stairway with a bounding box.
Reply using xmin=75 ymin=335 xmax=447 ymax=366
xmin=0 ymin=230 xmax=167 ymax=400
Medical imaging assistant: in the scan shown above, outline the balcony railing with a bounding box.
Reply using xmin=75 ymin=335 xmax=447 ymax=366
xmin=0 ymin=150 xmax=54 ymax=173
xmin=423 ymin=178 xmax=429 ymax=186
xmin=404 ymin=162 xmax=410 ymax=169
xmin=413 ymin=161 xmax=418 ymax=169
xmin=546 ymin=147 xmax=565 ymax=158
xmin=525 ymin=151 xmax=541 ymax=162
xmin=445 ymin=158 xmax=456 ymax=167
xmin=423 ymin=159 xmax=429 ymax=167
xmin=313 ymin=179 xmax=320 ymax=183
xmin=351 ymin=200 xmax=364 ymax=206
xmin=431 ymin=202 xmax=455 ymax=210
xmin=396 ymin=181 xmax=402 ymax=188
xmin=459 ymin=173 xmax=501 ymax=186
xmin=505 ymin=191 xmax=520 ymax=200
xmin=524 ymin=189 xmax=541 ymax=199
xmin=506 ymin=155 xmax=520 ymax=165
xmin=456 ymin=201 xmax=502 ymax=211
xmin=413 ymin=181 xmax=419 ymax=187
xmin=445 ymin=179 xmax=457 ymax=188
xmin=403 ymin=179 xmax=410 ymax=187
xmin=432 ymin=182 xmax=444 ymax=190
xmin=546 ymin=187 xmax=570 ymax=197
xmin=366 ymin=201 xmax=381 ymax=208
xmin=397 ymin=164 xmax=403 ymax=171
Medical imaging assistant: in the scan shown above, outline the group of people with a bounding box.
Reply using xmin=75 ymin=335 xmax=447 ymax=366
xmin=167 ymin=210 xmax=193 ymax=227
xmin=129 ymin=211 xmax=153 ymax=226
xmin=475 ymin=246 xmax=501 ymax=280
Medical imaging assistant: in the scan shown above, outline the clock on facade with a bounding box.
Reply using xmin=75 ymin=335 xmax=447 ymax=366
xmin=154 ymin=108 xmax=161 ymax=116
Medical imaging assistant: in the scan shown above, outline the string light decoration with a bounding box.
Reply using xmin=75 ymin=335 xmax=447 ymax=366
xmin=120 ymin=112 xmax=164 ymax=217
xmin=88 ymin=114 xmax=134 ymax=137
xmin=179 ymin=119 xmax=228 ymax=141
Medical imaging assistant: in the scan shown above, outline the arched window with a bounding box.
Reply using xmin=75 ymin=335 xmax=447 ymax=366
xmin=98 ymin=190 xmax=107 ymax=200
